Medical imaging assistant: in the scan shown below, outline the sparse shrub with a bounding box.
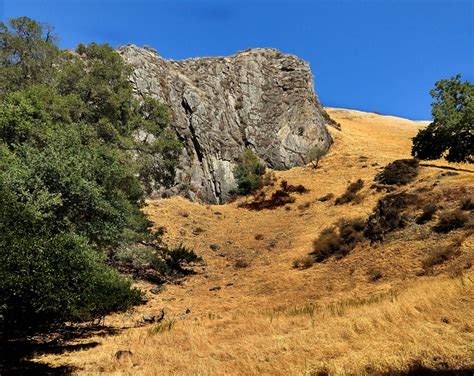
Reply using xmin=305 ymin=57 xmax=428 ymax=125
xmin=318 ymin=193 xmax=334 ymax=202
xmin=166 ymin=244 xmax=201 ymax=271
xmin=416 ymin=203 xmax=437 ymax=224
xmin=375 ymin=159 xmax=419 ymax=186
xmin=239 ymin=189 xmax=295 ymax=210
xmin=293 ymin=255 xmax=315 ymax=269
xmin=234 ymin=259 xmax=250 ymax=269
xmin=255 ymin=234 xmax=264 ymax=240
xmin=239 ymin=180 xmax=308 ymax=210
xmin=367 ymin=267 xmax=383 ymax=282
xmin=111 ymin=243 xmax=200 ymax=283
xmin=298 ymin=202 xmax=312 ymax=210
xmin=311 ymin=217 xmax=366 ymax=262
xmin=280 ymin=180 xmax=309 ymax=194
xmin=422 ymin=244 xmax=459 ymax=269
xmin=434 ymin=209 xmax=468 ymax=233
xmin=148 ymin=319 xmax=176 ymax=335
xmin=335 ymin=179 xmax=364 ymax=205
xmin=365 ymin=192 xmax=418 ymax=242
xmin=307 ymin=145 xmax=327 ymax=169
xmin=233 ymin=149 xmax=266 ymax=195
xmin=461 ymin=196 xmax=474 ymax=211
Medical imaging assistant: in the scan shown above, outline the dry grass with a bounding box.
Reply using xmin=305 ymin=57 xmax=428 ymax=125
xmin=34 ymin=108 xmax=474 ymax=375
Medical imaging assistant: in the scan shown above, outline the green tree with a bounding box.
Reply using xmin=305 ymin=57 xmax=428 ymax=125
xmin=0 ymin=16 xmax=59 ymax=94
xmin=0 ymin=17 xmax=184 ymax=333
xmin=412 ymin=74 xmax=473 ymax=163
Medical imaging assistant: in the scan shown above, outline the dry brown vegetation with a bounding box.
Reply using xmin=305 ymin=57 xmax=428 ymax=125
xmin=32 ymin=108 xmax=474 ymax=375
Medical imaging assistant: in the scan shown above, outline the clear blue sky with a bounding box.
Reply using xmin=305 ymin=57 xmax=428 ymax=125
xmin=1 ymin=0 xmax=473 ymax=120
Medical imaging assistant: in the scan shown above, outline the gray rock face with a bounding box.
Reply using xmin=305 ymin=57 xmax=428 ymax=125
xmin=118 ymin=45 xmax=333 ymax=204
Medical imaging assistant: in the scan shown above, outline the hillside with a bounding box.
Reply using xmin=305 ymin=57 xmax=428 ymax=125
xmin=35 ymin=108 xmax=474 ymax=375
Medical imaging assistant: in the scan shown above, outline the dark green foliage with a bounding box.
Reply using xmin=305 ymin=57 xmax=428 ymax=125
xmin=0 ymin=233 xmax=141 ymax=332
xmin=434 ymin=209 xmax=468 ymax=233
xmin=416 ymin=203 xmax=437 ymax=225
xmin=364 ymin=192 xmax=418 ymax=242
xmin=375 ymin=159 xmax=419 ymax=186
xmin=335 ymin=179 xmax=364 ymax=205
xmin=0 ymin=17 xmax=60 ymax=93
xmin=233 ymin=149 xmax=266 ymax=195
xmin=311 ymin=218 xmax=365 ymax=262
xmin=0 ymin=17 xmax=182 ymax=333
xmin=166 ymin=244 xmax=201 ymax=272
xmin=412 ymin=75 xmax=473 ymax=163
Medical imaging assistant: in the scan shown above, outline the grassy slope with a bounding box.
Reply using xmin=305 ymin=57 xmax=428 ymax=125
xmin=37 ymin=108 xmax=474 ymax=375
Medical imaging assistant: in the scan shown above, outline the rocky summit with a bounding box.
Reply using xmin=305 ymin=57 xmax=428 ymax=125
xmin=119 ymin=45 xmax=334 ymax=203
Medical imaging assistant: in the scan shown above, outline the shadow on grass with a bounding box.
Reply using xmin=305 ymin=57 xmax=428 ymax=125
xmin=0 ymin=325 xmax=121 ymax=375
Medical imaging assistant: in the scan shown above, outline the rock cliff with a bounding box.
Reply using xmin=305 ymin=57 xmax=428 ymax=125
xmin=118 ymin=45 xmax=333 ymax=203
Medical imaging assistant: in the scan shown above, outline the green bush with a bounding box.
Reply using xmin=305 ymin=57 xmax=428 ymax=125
xmin=233 ymin=149 xmax=266 ymax=195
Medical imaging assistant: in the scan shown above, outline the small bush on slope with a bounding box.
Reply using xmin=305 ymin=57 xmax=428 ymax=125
xmin=335 ymin=179 xmax=364 ymax=205
xmin=233 ymin=149 xmax=266 ymax=195
xmin=434 ymin=209 xmax=469 ymax=233
xmin=239 ymin=180 xmax=308 ymax=210
xmin=310 ymin=218 xmax=366 ymax=262
xmin=416 ymin=203 xmax=437 ymax=225
xmin=364 ymin=192 xmax=418 ymax=242
xmin=375 ymin=159 xmax=419 ymax=186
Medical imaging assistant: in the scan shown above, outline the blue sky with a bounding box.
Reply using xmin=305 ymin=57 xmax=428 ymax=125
xmin=1 ymin=0 xmax=473 ymax=120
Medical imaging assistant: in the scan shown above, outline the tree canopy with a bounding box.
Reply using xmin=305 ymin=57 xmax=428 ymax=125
xmin=412 ymin=74 xmax=473 ymax=163
xmin=0 ymin=17 xmax=182 ymax=333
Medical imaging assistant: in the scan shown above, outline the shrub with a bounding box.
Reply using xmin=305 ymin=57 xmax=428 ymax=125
xmin=311 ymin=218 xmax=365 ymax=262
xmin=239 ymin=189 xmax=295 ymax=210
xmin=233 ymin=149 xmax=266 ymax=195
xmin=416 ymin=203 xmax=437 ymax=224
xmin=166 ymin=244 xmax=201 ymax=272
xmin=307 ymin=145 xmax=327 ymax=169
xmin=293 ymin=255 xmax=315 ymax=269
xmin=234 ymin=259 xmax=250 ymax=269
xmin=434 ymin=209 xmax=469 ymax=233
xmin=298 ymin=202 xmax=312 ymax=210
xmin=280 ymin=180 xmax=309 ymax=194
xmin=365 ymin=192 xmax=418 ymax=242
xmin=318 ymin=193 xmax=334 ymax=202
xmin=422 ymin=244 xmax=459 ymax=269
xmin=461 ymin=196 xmax=474 ymax=211
xmin=367 ymin=267 xmax=383 ymax=282
xmin=375 ymin=159 xmax=419 ymax=186
xmin=335 ymin=179 xmax=364 ymax=205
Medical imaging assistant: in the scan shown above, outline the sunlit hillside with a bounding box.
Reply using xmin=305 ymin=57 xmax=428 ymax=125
xmin=36 ymin=108 xmax=474 ymax=375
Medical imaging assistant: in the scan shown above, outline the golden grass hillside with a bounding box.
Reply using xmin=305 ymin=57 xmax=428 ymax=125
xmin=36 ymin=108 xmax=474 ymax=375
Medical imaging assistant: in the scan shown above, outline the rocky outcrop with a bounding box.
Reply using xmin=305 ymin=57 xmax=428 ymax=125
xmin=118 ymin=45 xmax=333 ymax=203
